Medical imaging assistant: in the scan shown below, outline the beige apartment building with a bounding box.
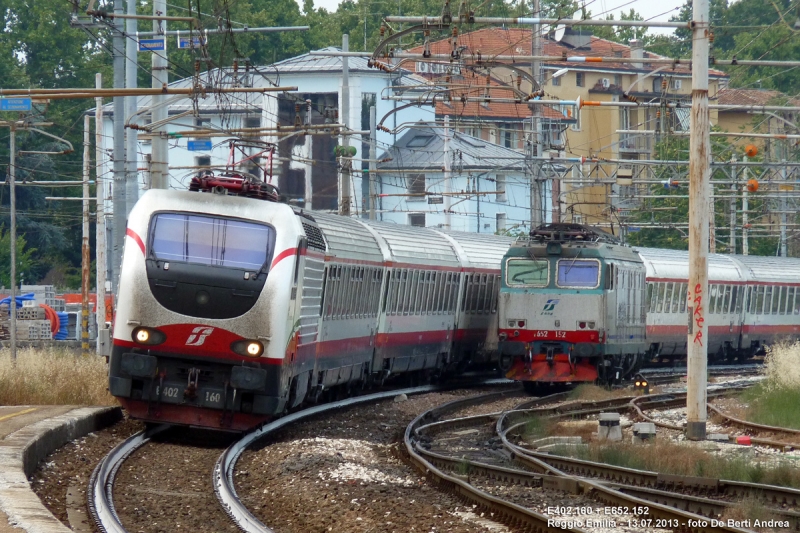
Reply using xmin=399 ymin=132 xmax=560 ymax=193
xmin=409 ymin=27 xmax=730 ymax=231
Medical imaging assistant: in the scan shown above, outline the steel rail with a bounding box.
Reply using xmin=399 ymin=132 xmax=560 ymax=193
xmin=496 ymin=426 xmax=754 ymax=532
xmin=403 ymin=391 xmax=588 ymax=533
xmin=498 ymin=404 xmax=800 ymax=522
xmin=214 ymin=381 xmax=517 ymax=533
xmin=88 ymin=425 xmax=170 ymax=533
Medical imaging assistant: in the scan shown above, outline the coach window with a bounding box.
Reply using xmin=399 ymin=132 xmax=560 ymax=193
xmin=452 ymin=273 xmax=462 ymax=313
xmin=755 ymin=286 xmax=765 ymax=314
xmin=646 ymin=283 xmax=654 ymax=312
xmin=654 ymin=283 xmax=665 ymax=313
xmin=475 ymin=275 xmax=486 ymax=314
xmin=391 ymin=270 xmax=402 ymax=315
xmin=670 ymin=281 xmax=679 ymax=313
xmin=663 ymin=283 xmax=674 ymax=313
xmin=505 ymin=257 xmax=549 ymax=287
xmin=426 ymin=272 xmax=435 ymax=314
xmin=556 ymin=258 xmax=601 ymax=289
xmin=708 ymin=285 xmax=718 ymax=314
xmin=490 ymin=275 xmax=499 ymax=313
xmin=779 ymin=287 xmax=788 ymax=314
xmin=773 ymin=286 xmax=783 ymax=314
xmin=763 ymin=286 xmax=773 ymax=314
xmin=787 ymin=287 xmax=796 ymax=315
xmin=720 ymin=285 xmax=729 ymax=314
xmin=433 ymin=272 xmax=442 ymax=314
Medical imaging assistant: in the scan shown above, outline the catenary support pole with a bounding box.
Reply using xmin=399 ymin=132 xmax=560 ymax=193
xmin=781 ymin=163 xmax=788 ymax=257
xmin=82 ymin=114 xmax=91 ymax=355
xmin=369 ymin=105 xmax=377 ymax=221
xmin=95 ymin=74 xmax=107 ymax=354
xmin=743 ymin=155 xmax=749 ymax=256
xmin=112 ymin=0 xmax=125 ymax=295
xmin=444 ymin=115 xmax=451 ymax=230
xmin=339 ymin=34 xmax=351 ymax=216
xmin=686 ymin=0 xmax=710 ymax=441
xmin=729 ymin=157 xmax=736 ymax=253
xmin=125 ymin=0 xmax=139 ymax=213
xmin=9 ymin=125 xmax=17 ymax=364
xmin=150 ymin=0 xmax=168 ymax=189
xmin=529 ymin=0 xmax=543 ymax=228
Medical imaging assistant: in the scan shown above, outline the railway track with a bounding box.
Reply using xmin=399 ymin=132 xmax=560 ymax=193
xmin=87 ymin=368 xmax=771 ymax=533
xmin=409 ymin=383 xmax=800 ymax=533
xmin=88 ymin=380 xmax=512 ymax=533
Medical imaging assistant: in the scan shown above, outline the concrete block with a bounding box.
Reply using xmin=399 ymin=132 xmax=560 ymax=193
xmin=598 ymin=412 xmax=622 ymax=442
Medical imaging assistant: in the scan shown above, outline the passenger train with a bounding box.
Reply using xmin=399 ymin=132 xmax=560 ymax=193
xmin=497 ymin=223 xmax=800 ymax=389
xmin=109 ymin=178 xmax=513 ymax=431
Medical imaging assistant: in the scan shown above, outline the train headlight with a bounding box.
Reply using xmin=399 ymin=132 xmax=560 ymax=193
xmin=131 ymin=327 xmax=166 ymax=345
xmin=231 ymin=339 xmax=264 ymax=357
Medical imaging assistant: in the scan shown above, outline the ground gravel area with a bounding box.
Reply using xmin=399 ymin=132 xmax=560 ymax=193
xmin=112 ymin=427 xmax=240 ymax=533
xmin=31 ymin=416 xmax=144 ymax=532
xmin=236 ymin=390 xmax=514 ymax=533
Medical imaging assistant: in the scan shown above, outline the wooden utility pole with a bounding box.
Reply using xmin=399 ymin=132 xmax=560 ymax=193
xmin=686 ymin=0 xmax=710 ymax=441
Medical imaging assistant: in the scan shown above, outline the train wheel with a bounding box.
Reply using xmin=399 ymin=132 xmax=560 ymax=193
xmin=522 ymin=381 xmax=539 ymax=394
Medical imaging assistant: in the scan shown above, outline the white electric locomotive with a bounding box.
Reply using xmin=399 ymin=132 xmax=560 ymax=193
xmin=110 ymin=183 xmax=512 ymax=430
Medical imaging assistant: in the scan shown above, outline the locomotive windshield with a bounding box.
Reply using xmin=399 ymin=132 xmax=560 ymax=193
xmin=556 ymin=259 xmax=600 ymax=288
xmin=505 ymin=258 xmax=549 ymax=287
xmin=150 ymin=213 xmax=276 ymax=271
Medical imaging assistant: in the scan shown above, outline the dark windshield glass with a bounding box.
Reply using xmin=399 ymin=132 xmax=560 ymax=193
xmin=557 ymin=259 xmax=600 ymax=288
xmin=150 ymin=213 xmax=275 ymax=271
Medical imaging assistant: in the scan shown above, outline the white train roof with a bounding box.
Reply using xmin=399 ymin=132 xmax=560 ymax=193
xmin=437 ymin=230 xmax=514 ymax=270
xmin=730 ymin=255 xmax=800 ymax=284
xmin=635 ymin=247 xmax=747 ymax=283
xmin=311 ymin=212 xmax=385 ymax=264
xmin=363 ymin=220 xmax=462 ymax=267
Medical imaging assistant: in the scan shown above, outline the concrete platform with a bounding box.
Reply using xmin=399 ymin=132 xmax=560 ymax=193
xmin=0 ymin=405 xmax=122 ymax=532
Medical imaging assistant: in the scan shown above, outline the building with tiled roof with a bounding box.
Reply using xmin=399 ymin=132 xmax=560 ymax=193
xmin=716 ymin=88 xmax=800 ymax=158
xmin=375 ymin=125 xmax=548 ymax=232
xmin=408 ymin=27 xmax=731 ymax=231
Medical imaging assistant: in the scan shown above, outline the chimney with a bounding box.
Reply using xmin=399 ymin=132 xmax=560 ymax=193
xmin=561 ymin=27 xmax=592 ymax=49
xmin=629 ymin=39 xmax=644 ymax=69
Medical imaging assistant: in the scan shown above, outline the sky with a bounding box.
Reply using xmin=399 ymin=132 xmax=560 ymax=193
xmin=303 ymin=0 xmax=689 ymax=37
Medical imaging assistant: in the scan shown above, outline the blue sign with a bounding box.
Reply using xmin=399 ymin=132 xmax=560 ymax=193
xmin=138 ymin=38 xmax=166 ymax=52
xmin=0 ymin=97 xmax=32 ymax=111
xmin=187 ymin=139 xmax=212 ymax=151
xmin=177 ymin=36 xmax=206 ymax=49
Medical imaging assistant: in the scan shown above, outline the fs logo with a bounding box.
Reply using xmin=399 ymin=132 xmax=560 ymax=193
xmin=541 ymin=299 xmax=560 ymax=315
xmin=185 ymin=327 xmax=215 ymax=346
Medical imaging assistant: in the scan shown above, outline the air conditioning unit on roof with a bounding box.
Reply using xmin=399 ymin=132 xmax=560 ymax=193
xmin=602 ymin=78 xmax=611 ymax=88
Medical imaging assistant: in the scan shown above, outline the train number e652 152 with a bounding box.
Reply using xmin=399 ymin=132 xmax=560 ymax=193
xmin=533 ymin=330 xmax=566 ymax=338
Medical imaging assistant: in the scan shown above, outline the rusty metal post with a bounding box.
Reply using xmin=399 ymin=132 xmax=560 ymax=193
xmin=686 ymin=0 xmax=710 ymax=441
xmin=82 ymin=114 xmax=91 ymax=355
xmin=95 ymin=74 xmax=108 ymax=354
xmin=529 ymin=0 xmax=543 ymax=228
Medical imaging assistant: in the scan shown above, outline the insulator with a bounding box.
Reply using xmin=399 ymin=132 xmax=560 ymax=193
xmin=378 ymin=124 xmax=391 ymax=133
xmin=452 ymin=27 xmax=458 ymax=37
xmin=665 ymin=110 xmax=671 ymax=117
xmin=661 ymin=79 xmax=667 ymax=90
xmin=295 ymin=103 xmax=300 ymax=112
xmin=233 ymin=59 xmax=238 ymax=73
xmin=623 ymin=92 xmax=638 ymax=103
xmin=656 ymin=110 xmax=661 ymax=118
xmin=380 ymin=24 xmax=386 ymax=37
xmin=516 ymin=75 xmax=522 ymax=89
xmin=709 ymin=32 xmax=715 ymax=43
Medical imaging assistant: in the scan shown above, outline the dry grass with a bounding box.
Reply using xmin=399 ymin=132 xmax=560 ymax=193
xmin=720 ymin=498 xmax=784 ymax=532
xmin=550 ymin=439 xmax=800 ymax=488
xmin=567 ymin=384 xmax=632 ymax=402
xmin=0 ymin=346 xmax=114 ymax=406
xmin=763 ymin=340 xmax=800 ymax=388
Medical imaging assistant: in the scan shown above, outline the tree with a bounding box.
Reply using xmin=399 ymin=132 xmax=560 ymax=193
xmin=0 ymin=228 xmax=37 ymax=289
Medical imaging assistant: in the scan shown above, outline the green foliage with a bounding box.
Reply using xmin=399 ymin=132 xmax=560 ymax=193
xmin=0 ymin=228 xmax=37 ymax=289
xmin=741 ymin=382 xmax=800 ymax=430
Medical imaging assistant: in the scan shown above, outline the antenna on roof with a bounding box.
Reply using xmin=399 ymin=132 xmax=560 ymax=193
xmin=554 ymin=24 xmax=566 ymax=41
